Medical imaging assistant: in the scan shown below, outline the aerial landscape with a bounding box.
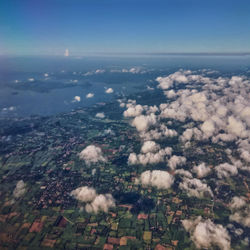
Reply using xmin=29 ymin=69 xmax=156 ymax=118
xmin=0 ymin=1 xmax=250 ymax=249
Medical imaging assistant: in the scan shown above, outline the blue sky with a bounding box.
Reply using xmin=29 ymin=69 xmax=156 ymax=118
xmin=0 ymin=0 xmax=250 ymax=55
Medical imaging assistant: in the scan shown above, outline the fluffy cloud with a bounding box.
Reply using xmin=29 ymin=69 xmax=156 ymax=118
xmin=164 ymin=89 xmax=177 ymax=99
xmin=215 ymin=163 xmax=238 ymax=179
xmin=122 ymin=99 xmax=177 ymax=141
xmin=229 ymin=196 xmax=246 ymax=209
xmin=2 ymin=106 xmax=16 ymax=112
xmin=141 ymin=141 xmax=160 ymax=153
xmin=156 ymin=71 xmax=189 ymax=90
xmin=84 ymin=69 xmax=105 ymax=76
xmin=111 ymin=67 xmax=146 ymax=74
xmin=192 ymin=163 xmax=211 ymax=178
xmin=240 ymin=150 xmax=250 ymax=163
xmin=128 ymin=151 xmax=162 ymax=165
xmin=157 ymin=70 xmax=213 ymax=91
xmin=182 ymin=216 xmax=231 ymax=250
xmin=179 ymin=178 xmax=213 ymax=198
xmin=229 ymin=76 xmax=244 ymax=86
xmin=147 ymin=85 xmax=154 ymax=90
xmin=128 ymin=67 xmax=142 ymax=74
xmin=85 ymin=194 xmax=115 ymax=213
xmin=175 ymin=169 xmax=193 ymax=178
xmin=146 ymin=105 xmax=159 ymax=115
xmin=71 ymin=186 xmax=115 ymax=213
xmin=128 ymin=147 xmax=172 ymax=166
xmin=160 ymin=90 xmax=210 ymax=122
xmin=73 ymin=96 xmax=81 ymax=102
xmin=137 ymin=170 xmax=174 ymax=189
xmin=238 ymin=140 xmax=250 ymax=163
xmin=78 ymin=145 xmax=106 ymax=165
xmin=228 ymin=196 xmax=250 ymax=227
xmin=105 ymin=88 xmax=114 ymax=94
xmin=229 ymin=206 xmax=250 ymax=227
xmin=123 ymin=69 xmax=250 ymax=210
xmin=124 ymin=105 xmax=144 ymax=117
xmin=240 ymin=106 xmax=250 ymax=126
xmin=96 ymin=112 xmax=105 ymax=118
xmin=168 ymin=155 xmax=186 ymax=170
xmin=13 ymin=180 xmax=26 ymax=199
xmin=180 ymin=128 xmax=203 ymax=142
xmin=127 ymin=153 xmax=138 ymax=165
xmin=227 ymin=116 xmax=247 ymax=138
xmin=95 ymin=69 xmax=105 ymax=74
xmin=212 ymin=133 xmax=236 ymax=143
xmin=86 ymin=93 xmax=94 ymax=98
xmin=140 ymin=124 xmax=177 ymax=140
xmin=131 ymin=114 xmax=157 ymax=132
xmin=180 ymin=128 xmax=194 ymax=142
xmin=157 ymin=70 xmax=250 ymax=154
xmin=200 ymin=119 xmax=215 ymax=138
xmin=70 ymin=186 xmax=97 ymax=202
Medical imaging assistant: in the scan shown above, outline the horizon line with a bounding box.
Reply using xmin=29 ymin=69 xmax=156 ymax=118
xmin=1 ymin=52 xmax=250 ymax=57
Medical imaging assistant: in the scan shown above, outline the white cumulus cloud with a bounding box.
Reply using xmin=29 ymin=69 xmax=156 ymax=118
xmin=96 ymin=112 xmax=105 ymax=118
xmin=137 ymin=170 xmax=174 ymax=189
xmin=131 ymin=114 xmax=157 ymax=132
xmin=192 ymin=163 xmax=211 ymax=178
xmin=78 ymin=145 xmax=106 ymax=165
xmin=13 ymin=180 xmax=26 ymax=199
xmin=70 ymin=186 xmax=97 ymax=202
xmin=179 ymin=177 xmax=213 ymax=198
xmin=71 ymin=186 xmax=115 ymax=213
xmin=141 ymin=141 xmax=160 ymax=154
xmin=168 ymin=155 xmax=186 ymax=170
xmin=215 ymin=163 xmax=238 ymax=179
xmin=86 ymin=93 xmax=94 ymax=98
xmin=105 ymin=88 xmax=114 ymax=94
xmin=85 ymin=194 xmax=115 ymax=213
xmin=182 ymin=216 xmax=231 ymax=250
xmin=74 ymin=96 xmax=81 ymax=102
